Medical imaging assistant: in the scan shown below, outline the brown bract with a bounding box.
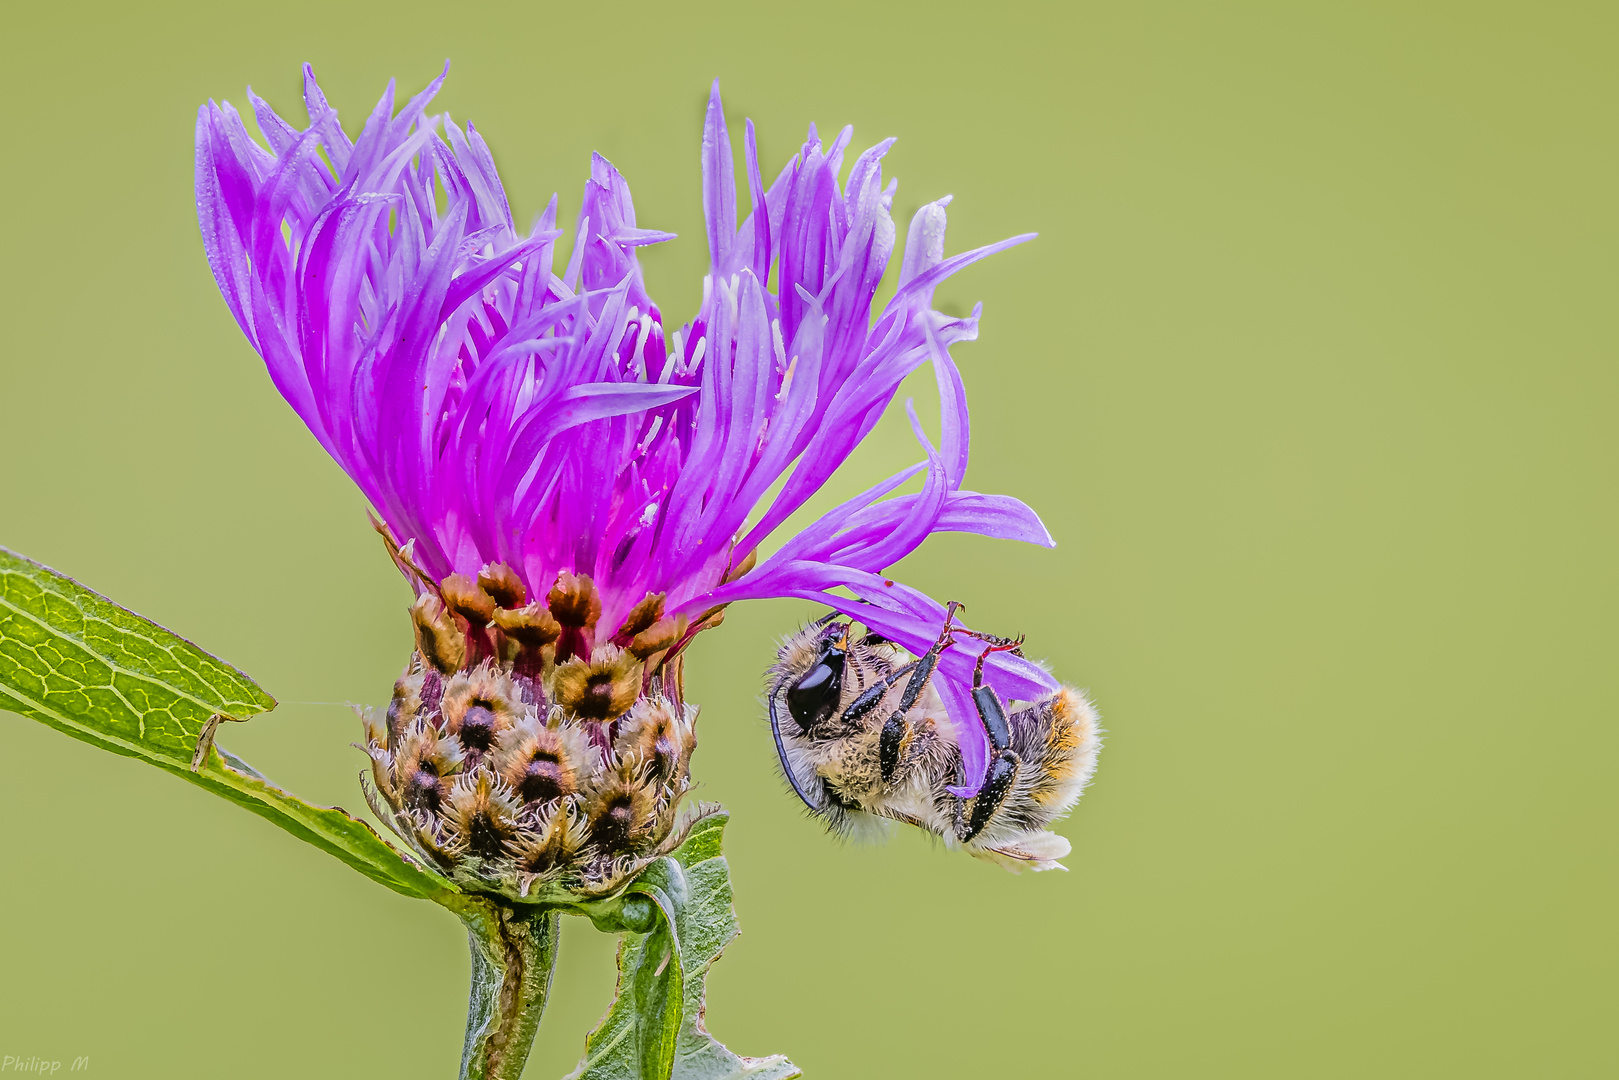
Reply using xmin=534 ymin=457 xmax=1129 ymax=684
xmin=581 ymin=758 xmax=659 ymax=853
xmin=440 ymin=664 xmax=525 ymax=762
xmin=494 ymin=716 xmax=592 ymax=805
xmin=547 ymin=570 xmax=601 ymax=630
xmin=394 ymin=721 xmax=466 ymax=818
xmin=444 ymin=770 xmax=522 ymax=863
xmin=611 ymin=592 xmax=666 ymax=645
xmin=441 ymin=573 xmax=498 ymax=625
xmin=628 ymin=615 xmax=688 ymax=661
xmin=510 ymin=803 xmax=588 ymax=885
xmin=411 ymin=593 xmax=467 ymax=673
xmin=614 ymin=697 xmax=695 ymax=785
xmin=491 ymin=602 xmax=562 ymax=651
xmin=551 ymin=646 xmax=642 ymax=722
xmin=477 ymin=562 xmax=528 ymax=609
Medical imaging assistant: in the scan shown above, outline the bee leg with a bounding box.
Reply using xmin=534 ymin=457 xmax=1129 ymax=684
xmin=960 ymin=639 xmax=1027 ymax=843
xmin=863 ymin=604 xmax=965 ymax=783
xmin=879 ymin=715 xmax=908 ymax=781
xmin=956 ymin=627 xmax=1026 ymax=657
xmin=876 ymin=635 xmax=953 ymax=781
xmin=839 ymin=601 xmax=963 ymax=729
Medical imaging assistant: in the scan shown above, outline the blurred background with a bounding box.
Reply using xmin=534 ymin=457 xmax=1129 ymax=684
xmin=1 ymin=1 xmax=1613 ymax=1076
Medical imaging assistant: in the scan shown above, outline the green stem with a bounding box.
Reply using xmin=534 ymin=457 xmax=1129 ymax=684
xmin=454 ymin=898 xmax=560 ymax=1080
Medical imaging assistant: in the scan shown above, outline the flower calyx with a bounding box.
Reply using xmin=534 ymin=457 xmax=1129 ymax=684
xmin=365 ymin=563 xmax=701 ymax=902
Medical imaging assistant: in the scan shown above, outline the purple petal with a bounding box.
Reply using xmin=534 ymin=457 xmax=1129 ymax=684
xmin=194 ymin=65 xmax=1063 ymax=781
xmin=702 ymin=80 xmax=736 ymax=272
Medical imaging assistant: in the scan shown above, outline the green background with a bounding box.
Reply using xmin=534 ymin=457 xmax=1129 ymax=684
xmin=2 ymin=1 xmax=1613 ymax=1076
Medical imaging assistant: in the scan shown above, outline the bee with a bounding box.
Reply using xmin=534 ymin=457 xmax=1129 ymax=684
xmin=765 ymin=603 xmax=1101 ymax=872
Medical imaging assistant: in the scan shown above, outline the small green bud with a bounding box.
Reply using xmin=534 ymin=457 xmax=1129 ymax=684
xmin=619 ymin=895 xmax=658 ymax=933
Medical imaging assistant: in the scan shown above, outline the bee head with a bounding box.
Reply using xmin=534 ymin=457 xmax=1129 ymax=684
xmin=769 ymin=619 xmax=853 ymax=813
xmin=785 ymin=631 xmax=846 ymax=734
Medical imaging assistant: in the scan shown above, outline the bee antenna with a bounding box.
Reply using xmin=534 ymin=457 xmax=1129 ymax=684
xmin=768 ymin=675 xmax=822 ymax=812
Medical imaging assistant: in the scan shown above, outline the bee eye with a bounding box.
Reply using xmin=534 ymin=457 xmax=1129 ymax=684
xmin=787 ymin=654 xmax=843 ymax=732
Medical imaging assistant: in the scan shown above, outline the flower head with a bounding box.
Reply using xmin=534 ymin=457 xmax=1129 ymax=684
xmin=196 ymin=64 xmax=1057 ymax=797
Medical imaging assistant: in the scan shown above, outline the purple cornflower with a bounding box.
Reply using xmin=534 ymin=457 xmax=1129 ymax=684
xmin=195 ymin=65 xmax=1057 ymax=795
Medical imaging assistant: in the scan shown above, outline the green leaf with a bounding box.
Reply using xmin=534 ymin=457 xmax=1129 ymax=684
xmin=0 ymin=545 xmax=456 ymax=902
xmin=567 ymin=814 xmax=800 ymax=1080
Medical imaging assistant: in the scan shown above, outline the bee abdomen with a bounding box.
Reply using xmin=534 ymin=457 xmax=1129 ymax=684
xmin=998 ymin=686 xmax=1102 ymax=829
